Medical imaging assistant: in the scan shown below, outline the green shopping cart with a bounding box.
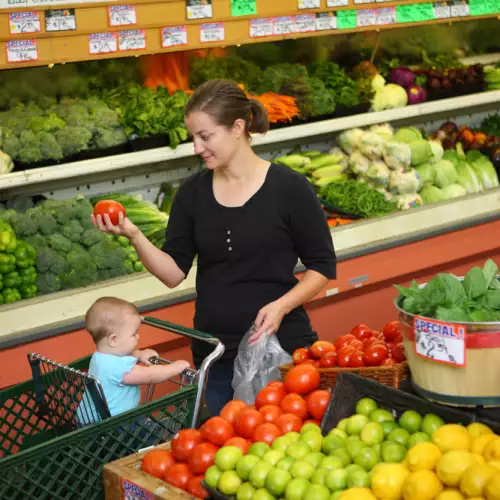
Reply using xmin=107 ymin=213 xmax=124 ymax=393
xmin=0 ymin=317 xmax=224 ymax=500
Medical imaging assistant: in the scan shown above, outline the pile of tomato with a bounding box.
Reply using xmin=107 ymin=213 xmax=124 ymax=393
xmin=141 ymin=363 xmax=330 ymax=498
xmin=292 ymin=321 xmax=406 ymax=369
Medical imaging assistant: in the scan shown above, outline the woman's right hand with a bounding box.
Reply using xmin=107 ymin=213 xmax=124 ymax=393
xmin=91 ymin=211 xmax=140 ymax=242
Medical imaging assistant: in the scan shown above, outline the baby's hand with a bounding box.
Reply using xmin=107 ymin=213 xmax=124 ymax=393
xmin=137 ymin=348 xmax=159 ymax=365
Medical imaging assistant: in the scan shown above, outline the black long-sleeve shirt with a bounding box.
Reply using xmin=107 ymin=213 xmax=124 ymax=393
xmin=162 ymin=163 xmax=336 ymax=364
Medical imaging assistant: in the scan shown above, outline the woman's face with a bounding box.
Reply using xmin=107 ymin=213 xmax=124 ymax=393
xmin=185 ymin=111 xmax=244 ymax=170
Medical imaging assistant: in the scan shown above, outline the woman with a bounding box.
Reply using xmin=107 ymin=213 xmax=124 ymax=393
xmin=93 ymin=79 xmax=336 ymax=415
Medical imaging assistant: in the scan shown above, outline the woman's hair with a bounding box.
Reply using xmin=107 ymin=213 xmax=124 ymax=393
xmin=185 ymin=79 xmax=269 ymax=137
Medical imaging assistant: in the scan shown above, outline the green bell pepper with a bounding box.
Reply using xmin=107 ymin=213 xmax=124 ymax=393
xmin=14 ymin=241 xmax=37 ymax=269
xmin=3 ymin=271 xmax=21 ymax=289
xmin=20 ymin=284 xmax=37 ymax=299
xmin=19 ymin=266 xmax=37 ymax=286
xmin=0 ymin=222 xmax=17 ymax=253
xmin=2 ymin=288 xmax=21 ymax=304
xmin=0 ymin=253 xmax=16 ymax=274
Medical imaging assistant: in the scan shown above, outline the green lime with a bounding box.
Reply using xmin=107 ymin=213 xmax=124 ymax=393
xmin=285 ymin=477 xmax=310 ymax=500
xmin=253 ymin=488 xmax=276 ymax=500
xmin=215 ymin=446 xmax=244 ymax=471
xmin=287 ymin=442 xmax=311 ymax=460
xmin=381 ymin=441 xmax=407 ymax=463
xmin=249 ymin=461 xmax=273 ymax=489
xmin=289 ymin=460 xmax=315 ymax=480
xmin=266 ymin=468 xmax=292 ymax=497
xmin=353 ymin=446 xmax=380 ymax=471
xmin=205 ymin=465 xmax=222 ymax=489
xmin=331 ymin=491 xmax=345 ymax=500
xmin=421 ymin=414 xmax=444 ymax=436
xmin=387 ymin=428 xmax=411 ymax=447
xmin=236 ymin=482 xmax=256 ymax=500
xmin=326 ymin=468 xmax=348 ymax=491
xmin=347 ymin=469 xmax=371 ymax=488
xmin=301 ymin=430 xmax=323 ymax=453
xmin=330 ymin=448 xmax=351 ymax=467
xmin=303 ymin=484 xmax=330 ymax=500
xmin=301 ymin=423 xmax=322 ymax=435
xmin=248 ymin=442 xmax=271 ymax=458
xmin=276 ymin=456 xmax=296 ymax=471
xmin=322 ymin=435 xmax=346 ymax=454
xmin=263 ymin=450 xmax=285 ymax=466
xmin=337 ymin=418 xmax=349 ymax=432
xmin=236 ymin=455 xmax=260 ymax=480
xmin=218 ymin=470 xmax=242 ymax=496
xmin=311 ymin=468 xmax=330 ymax=486
xmin=346 ymin=415 xmax=369 ymax=436
xmin=304 ymin=452 xmax=325 ymax=468
xmin=346 ymin=439 xmax=364 ymax=458
xmin=321 ymin=455 xmax=344 ymax=471
xmin=360 ymin=422 xmax=384 ymax=446
xmin=399 ymin=410 xmax=423 ymax=434
xmin=328 ymin=428 xmax=348 ymax=440
xmin=356 ymin=398 xmax=378 ymax=417
xmin=345 ymin=464 xmax=364 ymax=476
xmin=381 ymin=421 xmax=399 ymax=437
xmin=370 ymin=409 xmax=395 ymax=424
xmin=407 ymin=432 xmax=431 ymax=448
xmin=272 ymin=436 xmax=291 ymax=452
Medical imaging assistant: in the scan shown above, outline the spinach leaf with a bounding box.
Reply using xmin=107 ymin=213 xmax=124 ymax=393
xmin=485 ymin=290 xmax=500 ymax=309
xmin=469 ymin=309 xmax=495 ymax=322
xmin=483 ymin=259 xmax=498 ymax=289
xmin=436 ymin=307 xmax=469 ymax=322
xmin=463 ymin=266 xmax=487 ymax=300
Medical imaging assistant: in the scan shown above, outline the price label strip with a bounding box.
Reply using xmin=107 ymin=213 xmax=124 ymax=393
xmin=118 ymin=29 xmax=146 ymax=51
xmin=273 ymin=15 xmax=296 ymax=35
xmin=9 ymin=11 xmax=41 ymax=34
xmin=200 ymin=22 xmax=224 ymax=42
xmin=354 ymin=0 xmax=373 ymax=4
xmin=316 ymin=11 xmax=337 ymax=30
xmin=249 ymin=17 xmax=273 ymax=37
xmin=469 ymin=0 xmax=500 ymax=15
xmin=88 ymin=32 xmax=117 ymax=54
xmin=161 ymin=25 xmax=187 ymax=48
xmin=6 ymin=39 xmax=38 ymax=63
xmin=231 ymin=0 xmax=256 ymax=16
xmin=108 ymin=5 xmax=136 ymax=26
xmin=450 ymin=0 xmax=470 ymax=16
xmin=45 ymin=9 xmax=76 ymax=32
xmin=337 ymin=9 xmax=357 ymax=29
xmin=186 ymin=0 xmax=212 ymax=20
xmin=327 ymin=0 xmax=349 ymax=6
xmin=376 ymin=6 xmax=397 ymax=24
xmin=357 ymin=8 xmax=377 ymax=26
xmin=413 ymin=316 xmax=466 ymax=367
xmin=298 ymin=0 xmax=321 ymax=8
xmin=396 ymin=2 xmax=435 ymax=23
xmin=295 ymin=13 xmax=317 ymax=32
xmin=433 ymin=1 xmax=451 ymax=18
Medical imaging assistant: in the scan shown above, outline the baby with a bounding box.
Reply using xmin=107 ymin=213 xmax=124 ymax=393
xmin=77 ymin=296 xmax=190 ymax=425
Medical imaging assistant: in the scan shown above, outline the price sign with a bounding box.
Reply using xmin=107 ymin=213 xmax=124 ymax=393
xmin=376 ymin=6 xmax=396 ymax=24
xmin=469 ymin=0 xmax=500 ymax=15
xmin=298 ymin=0 xmax=320 ymax=8
xmin=249 ymin=17 xmax=273 ymax=37
xmin=6 ymin=39 xmax=38 ymax=62
xmin=450 ymin=0 xmax=470 ymax=16
xmin=161 ymin=25 xmax=187 ymax=47
xmin=433 ymin=1 xmax=451 ymax=18
xmin=355 ymin=0 xmax=372 ymax=4
xmin=337 ymin=9 xmax=357 ymax=29
xmin=316 ymin=11 xmax=337 ymax=30
xmin=118 ymin=29 xmax=146 ymax=51
xmin=273 ymin=15 xmax=295 ymax=35
xmin=376 ymin=0 xmax=393 ymax=4
xmin=88 ymin=32 xmax=117 ymax=54
xmin=108 ymin=5 xmax=136 ymax=26
xmin=295 ymin=13 xmax=316 ymax=31
xmin=9 ymin=11 xmax=40 ymax=34
xmin=231 ymin=0 xmax=256 ymax=16
xmin=357 ymin=8 xmax=377 ymax=26
xmin=200 ymin=22 xmax=224 ymax=42
xmin=414 ymin=316 xmax=466 ymax=367
xmin=186 ymin=0 xmax=212 ymax=20
xmin=396 ymin=2 xmax=434 ymax=22
xmin=45 ymin=9 xmax=76 ymax=32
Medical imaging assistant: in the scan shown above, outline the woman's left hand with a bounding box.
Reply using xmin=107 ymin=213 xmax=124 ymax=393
xmin=249 ymin=301 xmax=287 ymax=344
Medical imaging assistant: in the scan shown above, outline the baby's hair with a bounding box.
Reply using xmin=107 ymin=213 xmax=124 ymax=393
xmin=86 ymin=297 xmax=138 ymax=344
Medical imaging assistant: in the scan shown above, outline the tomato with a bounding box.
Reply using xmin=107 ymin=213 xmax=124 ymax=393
xmin=220 ymin=400 xmax=247 ymax=424
xmin=224 ymin=437 xmax=251 ymax=454
xmin=268 ymin=381 xmax=285 ymax=389
xmin=335 ymin=334 xmax=356 ymax=351
xmin=382 ymin=321 xmax=401 ymax=341
xmin=252 ymin=423 xmax=282 ymax=445
xmin=309 ymin=341 xmax=335 ymax=360
xmin=394 ymin=334 xmax=403 ymax=344
xmin=188 ymin=442 xmax=218 ymax=475
xmin=319 ymin=351 xmax=337 ymax=368
xmin=381 ymin=358 xmax=396 ymax=366
xmin=303 ymin=359 xmax=320 ymax=367
xmin=392 ymin=342 xmax=407 ymax=363
xmin=348 ymin=351 xmax=365 ymax=368
xmin=372 ymin=330 xmax=385 ymax=340
xmin=280 ymin=393 xmax=308 ymax=420
xmin=142 ymin=449 xmax=175 ymax=479
xmin=255 ymin=387 xmax=284 ymax=409
xmin=187 ymin=476 xmax=209 ymax=499
xmin=292 ymin=348 xmax=310 ymax=365
xmin=349 ymin=339 xmax=364 ymax=351
xmin=337 ymin=346 xmax=355 ymax=368
xmin=351 ymin=324 xmax=373 ymax=340
xmin=259 ymin=405 xmax=282 ymax=424
xmin=276 ymin=413 xmax=302 ymax=433
xmin=364 ymin=337 xmax=385 ymax=349
xmin=234 ymin=408 xmax=263 ymax=439
xmin=305 ymin=390 xmax=331 ymax=421
xmin=284 ymin=364 xmax=320 ymax=394
xmin=164 ymin=462 xmax=193 ymax=490
xmin=363 ymin=345 xmax=389 ymax=366
xmin=93 ymin=200 xmax=126 ymax=226
xmin=200 ymin=417 xmax=234 ymax=446
xmin=171 ymin=429 xmax=203 ymax=462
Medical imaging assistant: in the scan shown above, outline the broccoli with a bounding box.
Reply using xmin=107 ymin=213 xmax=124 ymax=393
xmin=35 ymin=246 xmax=63 ymax=273
xmin=35 ymin=272 xmax=61 ymax=294
xmin=35 ymin=95 xmax=57 ymax=110
xmin=70 ymin=242 xmax=85 ymax=252
xmin=41 ymin=199 xmax=77 ymax=225
xmin=93 ymin=128 xmax=128 ymax=149
xmin=39 ymin=132 xmax=64 ymax=161
xmin=47 ymin=233 xmax=72 ymax=253
xmin=24 ymin=234 xmax=47 ymax=250
xmin=28 ymin=113 xmax=66 ymax=134
xmin=90 ymin=106 xmax=121 ymax=128
xmin=57 ymin=102 xmax=90 ymax=128
xmin=98 ymin=269 xmax=112 ymax=281
xmin=18 ymin=146 xmax=43 ymax=164
xmin=62 ymin=219 xmax=84 ymax=243
xmin=19 ymin=129 xmax=40 ymax=148
xmin=2 ymin=135 xmax=20 ymax=160
xmin=28 ymin=209 xmax=58 ymax=235
xmin=88 ymin=239 xmax=127 ymax=270
xmin=82 ymin=228 xmax=105 ymax=248
xmin=11 ymin=213 xmax=38 ymax=237
xmin=55 ymin=126 xmax=92 ymax=156
xmin=108 ymin=267 xmax=128 ymax=279
xmin=72 ymin=196 xmax=94 ymax=222
xmin=0 ymin=208 xmax=17 ymax=225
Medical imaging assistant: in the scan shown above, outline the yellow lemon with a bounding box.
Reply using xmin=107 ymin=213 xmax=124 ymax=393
xmin=468 ymin=424 xmax=494 ymax=439
xmin=435 ymin=490 xmax=465 ymax=500
xmin=339 ymin=487 xmax=377 ymax=500
xmin=460 ymin=463 xmax=497 ymax=497
xmin=433 ymin=425 xmax=472 ymax=453
xmin=475 ymin=454 xmax=488 ymax=465
xmin=402 ymin=470 xmax=443 ymax=500
xmin=371 ymin=463 xmax=410 ymax=500
xmin=485 ymin=438 xmax=500 ymax=462
xmin=472 ymin=434 xmax=497 ymax=456
xmin=437 ymin=451 xmax=476 ymax=487
xmin=407 ymin=442 xmax=442 ymax=472
xmin=485 ymin=472 xmax=500 ymax=500
xmin=489 ymin=461 xmax=500 ymax=471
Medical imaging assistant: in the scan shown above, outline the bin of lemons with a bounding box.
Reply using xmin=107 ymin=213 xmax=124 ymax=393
xmin=402 ymin=469 xmax=443 ymax=500
xmin=433 ymin=425 xmax=472 ymax=454
xmin=472 ymin=434 xmax=497 ymax=456
xmin=459 ymin=463 xmax=496 ymax=497
xmin=371 ymin=463 xmax=410 ymax=500
xmin=435 ymin=489 xmax=465 ymax=500
xmin=484 ymin=437 xmax=500 ymax=462
xmin=484 ymin=472 xmax=500 ymax=500
xmin=436 ymin=450 xmax=477 ymax=487
xmin=339 ymin=487 xmax=377 ymax=500
xmin=407 ymin=442 xmax=442 ymax=472
xmin=468 ymin=423 xmax=494 ymax=439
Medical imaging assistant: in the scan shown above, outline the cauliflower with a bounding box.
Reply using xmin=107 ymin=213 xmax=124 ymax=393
xmin=0 ymin=150 xmax=14 ymax=175
xmin=348 ymin=151 xmax=371 ymax=176
xmin=358 ymin=132 xmax=386 ymax=160
xmin=383 ymin=141 xmax=412 ymax=169
xmin=389 ymin=167 xmax=423 ymax=195
xmin=337 ymin=128 xmax=365 ymax=154
xmin=371 ymin=84 xmax=408 ymax=112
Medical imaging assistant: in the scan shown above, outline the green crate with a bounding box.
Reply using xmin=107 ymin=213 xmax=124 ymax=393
xmin=0 ymin=355 xmax=197 ymax=500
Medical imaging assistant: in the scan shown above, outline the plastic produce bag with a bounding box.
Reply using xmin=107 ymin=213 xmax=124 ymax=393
xmin=232 ymin=328 xmax=292 ymax=405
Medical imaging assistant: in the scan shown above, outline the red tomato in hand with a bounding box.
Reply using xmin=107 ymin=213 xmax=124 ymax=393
xmin=187 ymin=476 xmax=209 ymax=499
xmin=252 ymin=423 xmax=282 ymax=445
xmin=364 ymin=345 xmax=389 ymax=366
xmin=382 ymin=321 xmax=401 ymax=341
xmin=93 ymin=200 xmax=126 ymax=226
xmin=200 ymin=417 xmax=234 ymax=446
xmin=259 ymin=405 xmax=283 ymax=424
xmin=224 ymin=437 xmax=251 ymax=454
xmin=164 ymin=462 xmax=193 ymax=490
xmin=309 ymin=341 xmax=335 ymax=360
xmin=392 ymin=342 xmax=407 ymax=362
xmin=220 ymin=400 xmax=247 ymax=424
xmin=280 ymin=393 xmax=308 ymax=420
xmin=188 ymin=442 xmax=218 ymax=475
xmin=336 ymin=334 xmax=356 ymax=351
xmin=319 ymin=351 xmax=337 ymax=368
xmin=171 ymin=429 xmax=203 ymax=462
xmin=284 ymin=364 xmax=320 ymax=394
xmin=235 ymin=409 xmax=263 ymax=438
xmin=276 ymin=413 xmax=302 ymax=433
xmin=351 ymin=324 xmax=373 ymax=340
xmin=305 ymin=390 xmax=331 ymax=421
xmin=381 ymin=358 xmax=396 ymax=366
xmin=292 ymin=348 xmax=310 ymax=365
xmin=142 ymin=450 xmax=176 ymax=479
xmin=348 ymin=351 xmax=366 ymax=367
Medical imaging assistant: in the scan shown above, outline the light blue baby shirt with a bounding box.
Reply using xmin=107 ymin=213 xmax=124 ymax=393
xmin=76 ymin=352 xmax=141 ymax=425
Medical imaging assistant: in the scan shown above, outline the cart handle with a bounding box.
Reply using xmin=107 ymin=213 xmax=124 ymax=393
xmin=141 ymin=316 xmax=225 ymax=428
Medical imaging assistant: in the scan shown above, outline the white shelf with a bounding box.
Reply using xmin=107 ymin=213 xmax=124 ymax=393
xmin=1 ymin=90 xmax=499 ymax=193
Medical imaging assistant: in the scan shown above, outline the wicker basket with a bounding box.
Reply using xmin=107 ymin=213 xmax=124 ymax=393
xmin=279 ymin=361 xmax=410 ymax=390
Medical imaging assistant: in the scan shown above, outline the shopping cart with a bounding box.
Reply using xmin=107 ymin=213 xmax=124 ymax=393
xmin=0 ymin=317 xmax=224 ymax=500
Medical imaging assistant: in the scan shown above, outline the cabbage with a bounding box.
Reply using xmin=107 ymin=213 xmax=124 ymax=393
xmin=365 ymin=160 xmax=390 ymax=187
xmin=359 ymin=132 xmax=386 ymax=159
xmin=429 ymin=141 xmax=444 ymax=162
xmin=370 ymin=123 xmax=394 ymax=140
xmin=442 ymin=149 xmax=461 ymax=167
xmin=389 ymin=167 xmax=422 ymax=195
xmin=455 ymin=162 xmax=483 ymax=193
xmin=394 ymin=127 xmax=423 ymax=144
xmin=434 ymin=159 xmax=458 ymax=189
xmin=415 ymin=162 xmax=436 ymax=187
xmin=394 ymin=193 xmax=422 ymax=210
xmin=441 ymin=183 xmax=467 ymax=199
xmin=469 ymin=156 xmax=499 ymax=190
xmin=349 ymin=151 xmax=371 ymax=175
xmin=409 ymin=140 xmax=433 ymax=166
xmin=337 ymin=128 xmax=365 ymax=154
xmin=420 ymin=186 xmax=447 ymax=204
xmin=383 ymin=141 xmax=412 ymax=169
xmin=371 ymin=84 xmax=408 ymax=112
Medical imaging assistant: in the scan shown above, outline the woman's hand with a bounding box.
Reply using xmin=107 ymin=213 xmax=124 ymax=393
xmin=91 ymin=211 xmax=140 ymax=241
xmin=249 ymin=300 xmax=287 ymax=344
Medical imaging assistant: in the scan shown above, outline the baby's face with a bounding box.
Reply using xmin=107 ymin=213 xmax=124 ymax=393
xmin=113 ymin=312 xmax=141 ymax=355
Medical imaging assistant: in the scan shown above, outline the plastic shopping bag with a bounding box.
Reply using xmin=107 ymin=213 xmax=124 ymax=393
xmin=232 ymin=327 xmax=292 ymax=405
